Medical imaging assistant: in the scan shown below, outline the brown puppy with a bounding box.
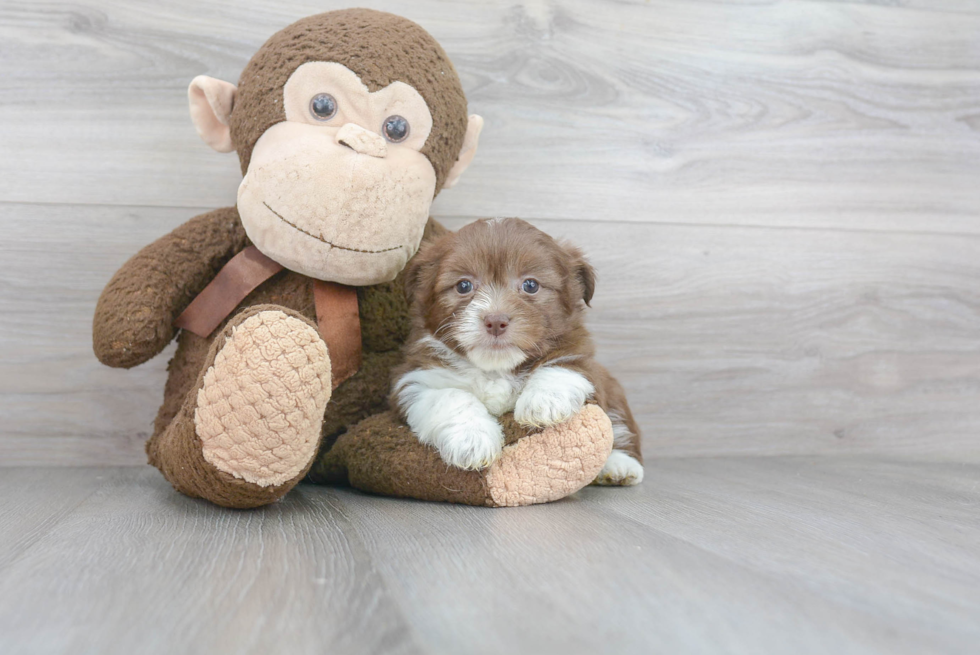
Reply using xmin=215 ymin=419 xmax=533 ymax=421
xmin=392 ymin=218 xmax=643 ymax=485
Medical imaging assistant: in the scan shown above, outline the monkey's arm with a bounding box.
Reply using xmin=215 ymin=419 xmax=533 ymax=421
xmin=93 ymin=206 xmax=248 ymax=368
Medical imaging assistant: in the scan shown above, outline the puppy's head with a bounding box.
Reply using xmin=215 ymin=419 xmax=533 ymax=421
xmin=405 ymin=218 xmax=596 ymax=371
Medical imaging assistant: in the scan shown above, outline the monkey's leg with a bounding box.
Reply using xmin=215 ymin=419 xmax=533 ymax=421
xmin=146 ymin=306 xmax=331 ymax=508
xmin=316 ymin=405 xmax=613 ymax=507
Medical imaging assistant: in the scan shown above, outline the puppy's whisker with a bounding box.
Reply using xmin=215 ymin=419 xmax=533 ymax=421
xmin=433 ymin=318 xmax=456 ymax=338
xmin=525 ymin=341 xmax=550 ymax=361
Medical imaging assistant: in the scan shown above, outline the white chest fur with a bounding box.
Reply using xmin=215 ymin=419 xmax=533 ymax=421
xmin=397 ymin=360 xmax=524 ymax=417
xmin=393 ymin=337 xmax=599 ymax=472
xmin=395 ymin=336 xmax=596 ymax=423
xmin=393 ymin=337 xmax=527 ymax=416
xmin=456 ymin=366 xmax=523 ymax=416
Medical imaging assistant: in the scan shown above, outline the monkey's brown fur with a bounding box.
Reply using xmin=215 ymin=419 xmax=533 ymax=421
xmin=230 ymin=10 xmax=468 ymax=191
xmin=93 ymin=10 xmax=615 ymax=508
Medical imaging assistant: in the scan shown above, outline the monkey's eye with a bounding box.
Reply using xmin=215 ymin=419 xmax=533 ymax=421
xmin=310 ymin=93 xmax=338 ymax=121
xmin=382 ymin=115 xmax=410 ymax=143
xmin=522 ymin=279 xmax=540 ymax=294
xmin=455 ymin=280 xmax=473 ymax=294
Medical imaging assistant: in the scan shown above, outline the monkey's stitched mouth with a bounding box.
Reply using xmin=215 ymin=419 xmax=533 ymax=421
xmin=263 ymin=202 xmax=403 ymax=254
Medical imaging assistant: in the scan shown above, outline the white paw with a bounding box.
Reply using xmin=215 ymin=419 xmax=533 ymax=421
xmin=435 ymin=416 xmax=504 ymax=470
xmin=594 ymin=450 xmax=644 ymax=486
xmin=515 ymin=367 xmax=594 ymax=427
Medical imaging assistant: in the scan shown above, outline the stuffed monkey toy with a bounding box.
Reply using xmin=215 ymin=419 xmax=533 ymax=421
xmin=93 ymin=9 xmax=614 ymax=509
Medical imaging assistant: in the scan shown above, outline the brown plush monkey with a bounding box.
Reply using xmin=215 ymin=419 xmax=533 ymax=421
xmin=93 ymin=9 xmax=613 ymax=509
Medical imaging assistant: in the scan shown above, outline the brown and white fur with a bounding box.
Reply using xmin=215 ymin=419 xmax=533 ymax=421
xmin=391 ymin=218 xmax=643 ymax=485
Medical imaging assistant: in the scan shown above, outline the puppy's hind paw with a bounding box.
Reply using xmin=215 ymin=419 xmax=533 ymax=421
xmin=593 ymin=450 xmax=644 ymax=486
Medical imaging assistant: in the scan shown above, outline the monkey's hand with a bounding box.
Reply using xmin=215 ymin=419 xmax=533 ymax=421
xmin=93 ymin=207 xmax=247 ymax=368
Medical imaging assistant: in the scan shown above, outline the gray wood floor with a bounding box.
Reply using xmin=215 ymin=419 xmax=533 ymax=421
xmin=2 ymin=1 xmax=979 ymax=653
xmin=1 ymin=459 xmax=978 ymax=655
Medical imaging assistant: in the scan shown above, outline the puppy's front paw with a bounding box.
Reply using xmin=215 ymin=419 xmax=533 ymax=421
xmin=436 ymin=417 xmax=504 ymax=470
xmin=515 ymin=367 xmax=594 ymax=428
xmin=593 ymin=450 xmax=644 ymax=486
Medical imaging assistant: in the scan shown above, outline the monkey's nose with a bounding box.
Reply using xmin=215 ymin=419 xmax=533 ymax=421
xmin=484 ymin=314 xmax=510 ymax=337
xmin=336 ymin=123 xmax=388 ymax=158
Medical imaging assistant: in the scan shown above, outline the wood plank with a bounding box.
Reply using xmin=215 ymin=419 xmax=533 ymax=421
xmin=321 ymin=456 xmax=980 ymax=654
xmin=533 ymin=218 xmax=980 ymax=460
xmin=578 ymin=457 xmax=980 ymax=650
xmin=0 ymin=202 xmax=188 ymax=465
xmin=0 ymin=1 xmax=978 ymax=232
xmin=2 ymin=204 xmax=979 ymax=465
xmin=0 ymin=467 xmax=139 ymax=568
xmin=0 ymin=467 xmax=424 ymax=655
xmin=2 ymin=460 xmax=976 ymax=654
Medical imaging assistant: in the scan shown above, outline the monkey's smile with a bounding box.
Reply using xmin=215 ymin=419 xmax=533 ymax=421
xmin=263 ymin=202 xmax=402 ymax=254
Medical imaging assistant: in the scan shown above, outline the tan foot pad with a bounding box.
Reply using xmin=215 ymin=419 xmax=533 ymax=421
xmin=195 ymin=310 xmax=332 ymax=487
xmin=485 ymin=405 xmax=614 ymax=507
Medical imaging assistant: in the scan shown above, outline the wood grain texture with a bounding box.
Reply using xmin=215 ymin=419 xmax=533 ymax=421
xmin=2 ymin=204 xmax=979 ymax=465
xmin=0 ymin=1 xmax=979 ymax=232
xmin=0 ymin=3 xmax=978 ymax=461
xmin=0 ymin=461 xmax=977 ymax=654
xmin=0 ymin=468 xmax=134 ymax=568
xmin=2 ymin=3 xmax=978 ymax=653
xmin=0 ymin=467 xmax=425 ymax=655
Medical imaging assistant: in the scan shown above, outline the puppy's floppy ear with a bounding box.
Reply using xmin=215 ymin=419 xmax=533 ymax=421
xmin=403 ymin=251 xmax=427 ymax=303
xmin=564 ymin=243 xmax=596 ymax=306
xmin=578 ymin=259 xmax=597 ymax=307
xmin=403 ymin=237 xmax=446 ymax=304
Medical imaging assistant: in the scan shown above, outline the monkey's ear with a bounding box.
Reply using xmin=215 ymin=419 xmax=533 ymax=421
xmin=442 ymin=115 xmax=484 ymax=189
xmin=188 ymin=76 xmax=238 ymax=153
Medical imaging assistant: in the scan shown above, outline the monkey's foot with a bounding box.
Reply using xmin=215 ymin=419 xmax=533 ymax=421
xmin=196 ymin=308 xmax=331 ymax=487
xmin=484 ymin=405 xmax=613 ymax=507
xmin=149 ymin=306 xmax=331 ymax=508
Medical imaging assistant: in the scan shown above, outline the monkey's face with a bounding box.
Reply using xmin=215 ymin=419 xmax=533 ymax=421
xmin=223 ymin=63 xmax=437 ymax=284
xmin=235 ymin=63 xmax=438 ymax=285
xmin=188 ymin=11 xmax=483 ymax=285
xmin=189 ymin=46 xmax=482 ymax=285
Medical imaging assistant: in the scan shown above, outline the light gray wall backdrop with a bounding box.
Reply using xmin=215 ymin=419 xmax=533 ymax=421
xmin=1 ymin=0 xmax=978 ymax=465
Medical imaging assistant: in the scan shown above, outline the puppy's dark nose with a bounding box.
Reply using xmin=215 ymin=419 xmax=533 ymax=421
xmin=484 ymin=314 xmax=509 ymax=337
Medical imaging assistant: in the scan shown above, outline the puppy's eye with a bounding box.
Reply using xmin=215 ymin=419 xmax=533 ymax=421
xmin=522 ymin=279 xmax=540 ymax=294
xmin=382 ymin=115 xmax=410 ymax=143
xmin=310 ymin=93 xmax=338 ymax=121
xmin=455 ymin=280 xmax=473 ymax=294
